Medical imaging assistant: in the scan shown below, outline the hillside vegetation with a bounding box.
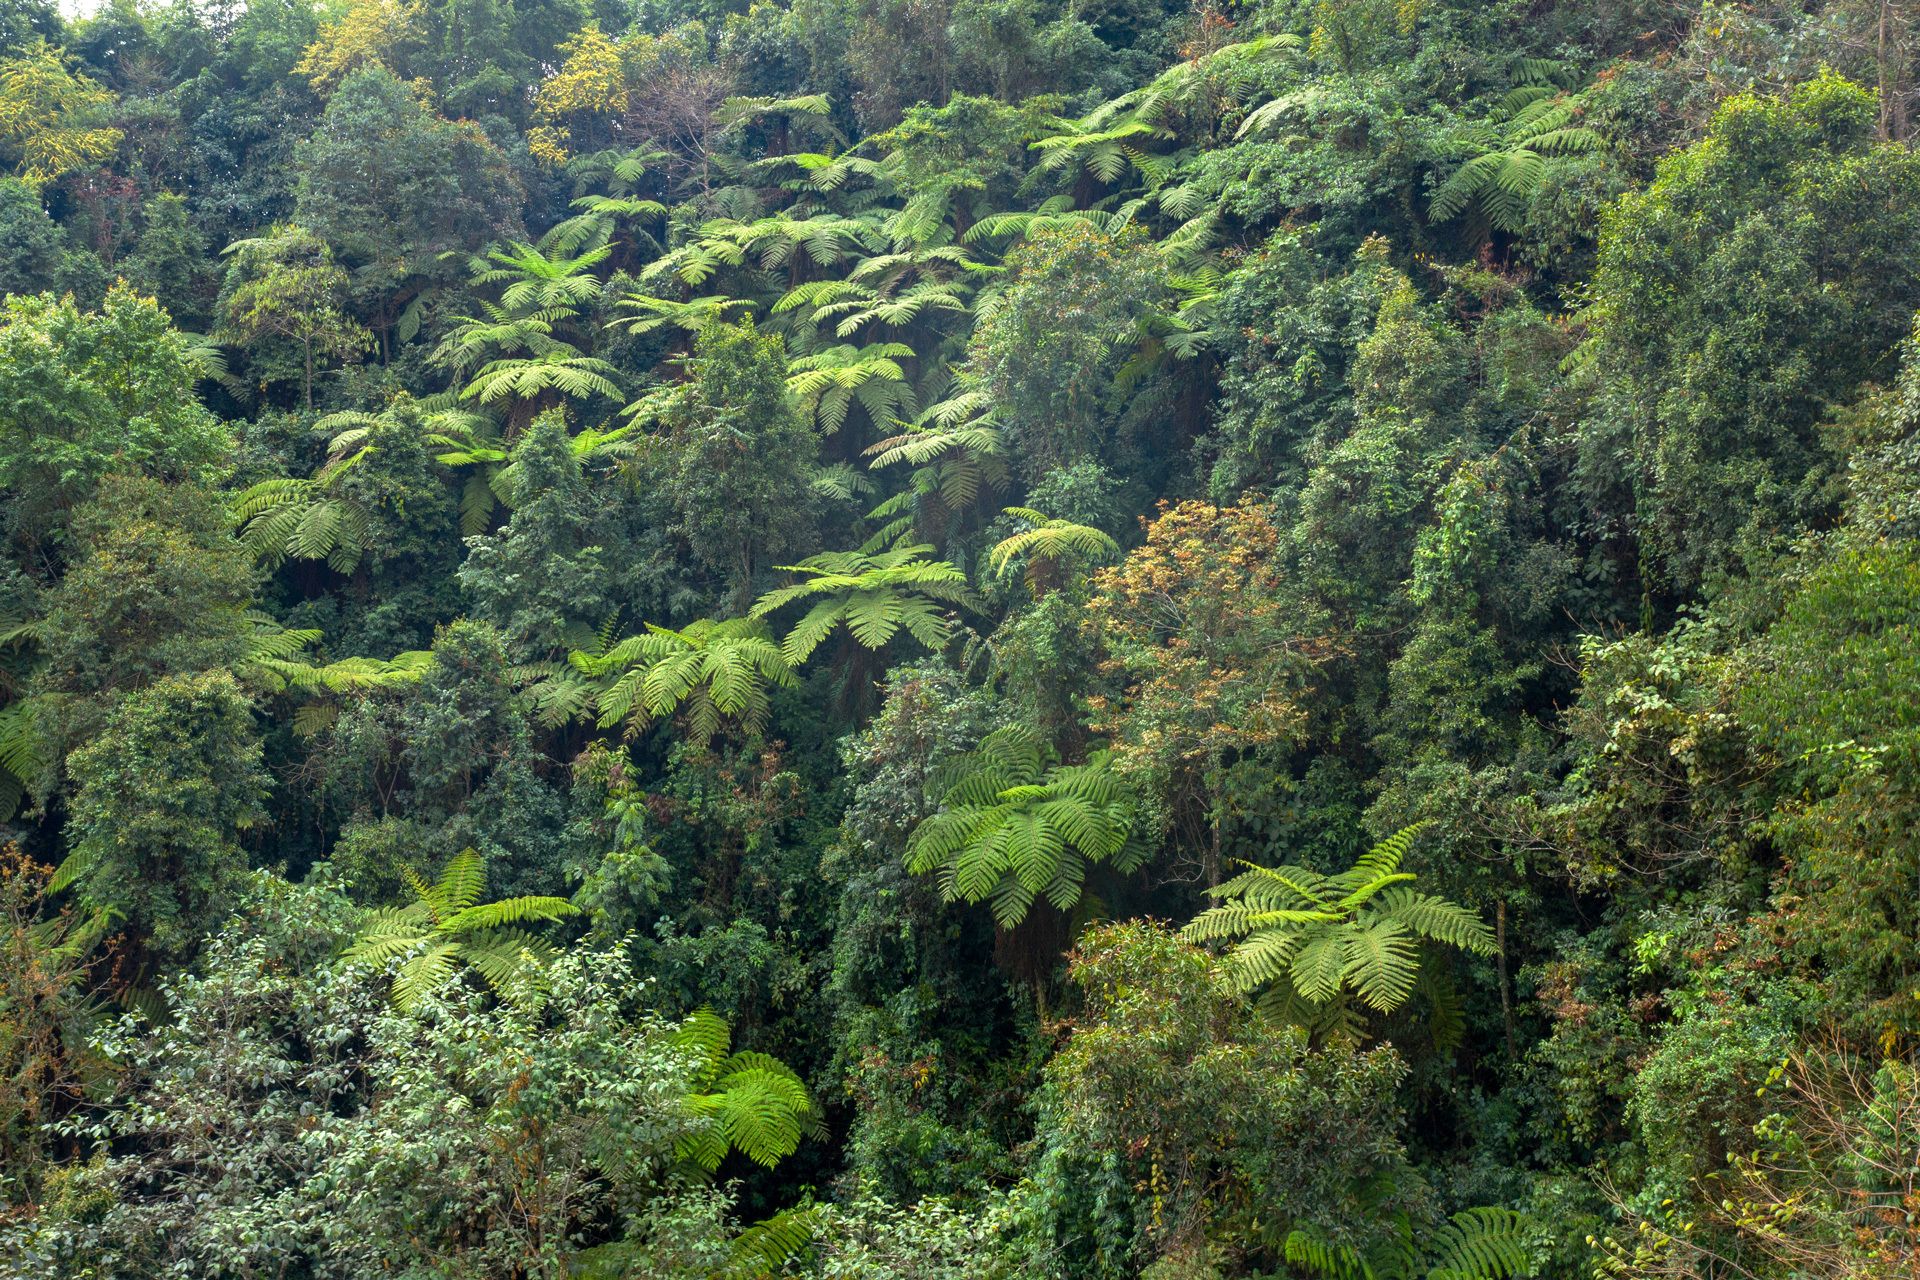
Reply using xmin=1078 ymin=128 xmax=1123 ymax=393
xmin=0 ymin=0 xmax=1918 ymax=1276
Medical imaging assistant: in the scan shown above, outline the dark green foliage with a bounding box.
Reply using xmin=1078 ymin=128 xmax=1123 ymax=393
xmin=398 ymin=619 xmax=529 ymax=805
xmin=10 ymin=881 xmax=817 ymax=1279
xmin=1199 ymin=233 xmax=1382 ymax=499
xmin=247 ymin=399 xmax=466 ymax=653
xmin=37 ymin=477 xmax=256 ymax=706
xmin=458 ymin=412 xmax=612 ymax=659
xmin=23 ymin=476 xmax=259 ymax=808
xmin=0 ymin=287 xmax=231 ymax=554
xmin=6 ymin=875 xmax=377 ymax=1277
xmin=217 ymin=225 xmax=370 ymax=409
xmin=636 ymin=319 xmax=823 ymax=615
xmin=55 ymin=669 xmax=268 ymax=967
xmin=969 ymin=219 xmax=1167 ymax=482
xmin=122 ymin=193 xmax=215 ymax=331
xmin=1022 ymin=921 xmax=1423 ymax=1278
xmin=4 ymin=7 xmax=1920 ymax=1278
xmin=294 ymin=63 xmax=523 ymax=346
xmin=1584 ymin=71 xmax=1920 ymax=589
xmin=0 ymin=176 xmax=67 ymax=299
xmin=823 ymin=663 xmax=1022 ymax=1201
xmin=0 ymin=846 xmax=105 ymax=1206
xmin=1733 ymin=541 xmax=1920 ymax=1038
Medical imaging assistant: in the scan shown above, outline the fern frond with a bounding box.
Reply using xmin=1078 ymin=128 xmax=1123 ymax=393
xmin=1377 ymin=887 xmax=1499 ymax=955
xmin=1187 ymin=825 xmax=1490 ymax=1023
xmin=1426 ymin=1208 xmax=1539 ymax=1280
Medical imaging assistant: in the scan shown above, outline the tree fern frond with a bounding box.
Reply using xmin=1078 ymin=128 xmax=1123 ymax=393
xmin=1186 ymin=827 xmax=1491 ymax=1026
xmin=431 ymin=848 xmax=488 ymax=917
xmin=907 ymin=733 xmax=1138 ymax=928
xmin=1340 ymin=916 xmax=1419 ymax=1012
xmin=1426 ymin=1208 xmax=1539 ymax=1280
xmin=439 ymin=894 xmax=577 ymax=932
xmin=1285 ymin=1226 xmax=1367 ymax=1279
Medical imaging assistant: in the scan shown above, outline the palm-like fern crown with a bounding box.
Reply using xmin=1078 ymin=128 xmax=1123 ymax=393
xmin=474 ymin=241 xmax=612 ymax=313
xmin=988 ymin=507 xmax=1120 ymax=581
xmin=668 ymin=1006 xmax=822 ymax=1172
xmin=433 ymin=254 xmax=596 ymax=373
xmin=615 ymin=292 xmax=755 ymax=338
xmin=418 ymin=410 xmax=515 ymax=537
xmin=430 ymin=302 xmax=567 ymax=369
xmin=0 ymin=699 xmax=41 ymax=822
xmin=1427 ymin=60 xmax=1599 ymax=234
xmin=232 ymin=442 xmax=377 ymax=573
xmin=1183 ymin=824 xmax=1496 ymax=1016
xmin=461 ymin=349 xmax=622 ymax=407
xmin=643 ymin=212 xmax=880 ymax=288
xmin=433 ymin=241 xmax=619 ymax=405
xmin=1032 ymin=34 xmax=1301 ymax=187
xmin=538 ymin=144 xmax=671 ymax=257
xmin=343 ymin=847 xmax=578 ymax=1010
xmin=750 ymin=543 xmax=976 ymax=665
xmin=784 ymin=340 xmax=920 ymax=434
xmin=568 ymin=617 xmax=796 ymax=745
xmin=233 ymin=397 xmax=502 ymax=567
xmin=862 ymin=393 xmax=1008 ymax=545
xmin=905 ymin=726 xmax=1145 ymax=927
xmin=1285 ymin=1205 xmax=1539 ymax=1280
xmin=246 ymin=621 xmax=432 ymax=735
xmin=774 ymin=245 xmax=973 ymax=337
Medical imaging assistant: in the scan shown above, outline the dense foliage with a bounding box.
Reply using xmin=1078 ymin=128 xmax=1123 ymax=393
xmin=1 ymin=0 xmax=1918 ymax=1276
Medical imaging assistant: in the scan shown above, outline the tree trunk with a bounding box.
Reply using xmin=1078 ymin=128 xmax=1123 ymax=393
xmin=1882 ymin=0 xmax=1895 ymax=141
xmin=1496 ymin=899 xmax=1516 ymax=1061
xmin=1204 ymin=804 xmax=1223 ymax=890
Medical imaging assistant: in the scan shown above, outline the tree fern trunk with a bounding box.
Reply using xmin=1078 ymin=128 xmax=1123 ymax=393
xmin=1496 ymin=899 xmax=1515 ymax=1060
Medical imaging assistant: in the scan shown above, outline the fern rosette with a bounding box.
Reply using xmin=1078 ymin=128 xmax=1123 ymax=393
xmin=906 ymin=726 xmax=1145 ymax=927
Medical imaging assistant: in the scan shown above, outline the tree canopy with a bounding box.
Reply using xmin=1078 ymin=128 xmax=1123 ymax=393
xmin=3 ymin=2 xmax=1919 ymax=1277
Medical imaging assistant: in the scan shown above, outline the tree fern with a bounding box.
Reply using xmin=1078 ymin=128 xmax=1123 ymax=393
xmin=1183 ymin=824 xmax=1496 ymax=1024
xmin=720 ymin=1204 xmax=823 ymax=1279
xmin=568 ymin=617 xmax=795 ymax=745
xmin=235 ymin=397 xmax=495 ymax=567
xmin=568 ymin=1181 xmax=820 ymax=1280
xmin=250 ymin=635 xmax=432 ymax=735
xmin=343 ymin=848 xmax=577 ymax=1010
xmin=672 ymin=1006 xmax=822 ymax=1172
xmin=1428 ymin=80 xmax=1598 ymax=235
xmin=863 ymin=393 xmax=1008 ymax=542
xmin=785 ymin=340 xmax=919 ymax=434
xmin=0 ymin=698 xmax=43 ymax=821
xmin=433 ymin=241 xmax=616 ymax=412
xmin=538 ymin=144 xmax=672 ymax=256
xmin=420 ymin=413 xmax=514 ymax=536
xmin=750 ymin=543 xmax=976 ymax=665
xmin=614 ymin=291 xmax=756 ymax=338
xmin=462 ymin=350 xmax=621 ymax=406
xmin=1427 ymin=1208 xmax=1538 ymax=1280
xmin=644 ymin=212 xmax=878 ymax=287
xmin=988 ymin=506 xmax=1119 ymax=588
xmin=233 ymin=464 xmax=373 ymax=573
xmin=464 ymin=241 xmax=610 ymax=316
xmin=1033 ymin=34 xmax=1299 ymax=189
xmin=779 ymin=272 xmax=968 ymax=340
xmin=1285 ymin=1204 xmax=1539 ymax=1280
xmin=905 ymin=726 xmax=1145 ymax=927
